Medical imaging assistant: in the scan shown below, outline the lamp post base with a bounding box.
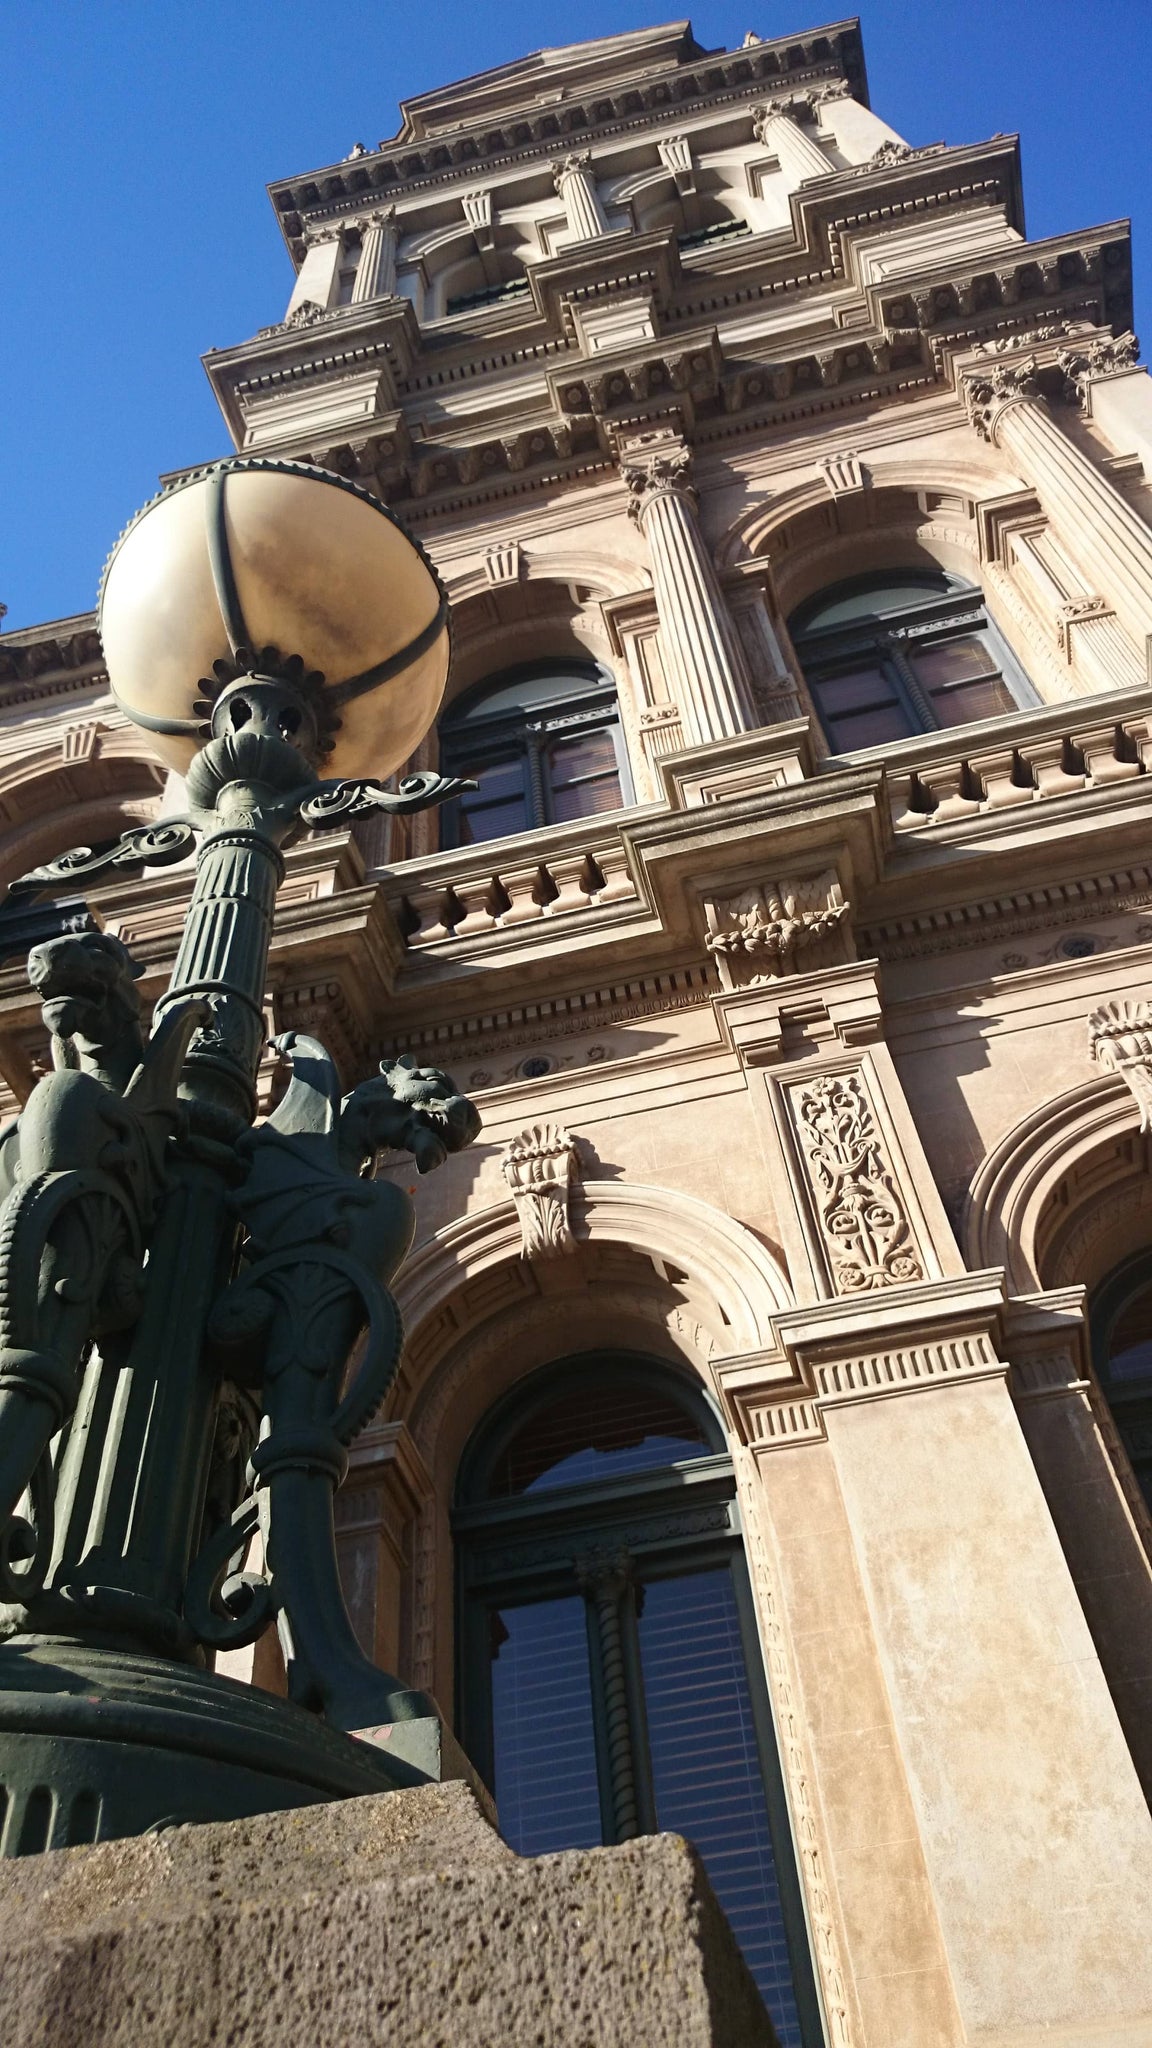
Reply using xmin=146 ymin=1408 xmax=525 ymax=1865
xmin=0 ymin=1637 xmax=464 ymax=1854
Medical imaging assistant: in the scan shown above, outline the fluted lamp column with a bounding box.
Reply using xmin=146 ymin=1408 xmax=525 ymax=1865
xmin=961 ymin=344 xmax=1152 ymax=671
xmin=623 ymin=439 xmax=754 ymax=746
xmin=751 ymin=96 xmax=831 ymax=185
xmin=552 ymin=152 xmax=610 ymax=242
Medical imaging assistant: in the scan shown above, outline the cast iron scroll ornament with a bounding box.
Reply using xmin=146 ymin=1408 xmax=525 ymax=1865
xmin=186 ymin=1034 xmax=480 ymax=1729
xmin=0 ymin=933 xmax=205 ymax=1604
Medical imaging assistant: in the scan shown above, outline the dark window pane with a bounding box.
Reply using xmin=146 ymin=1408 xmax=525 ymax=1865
xmin=548 ymin=730 xmax=623 ymax=823
xmin=912 ymin=634 xmax=999 ymax=684
xmin=810 ymin=666 xmax=896 ymax=716
xmin=457 ymin=757 xmax=530 ymax=843
xmin=490 ymin=1597 xmax=602 ymax=1855
xmin=824 ymin=701 xmax=918 ymax=749
xmin=1108 ymin=1285 xmax=1152 ymax=1383
xmin=489 ymin=1384 xmax=711 ymax=1497
xmin=457 ymin=799 xmax=529 ymax=845
xmin=638 ymin=1571 xmax=803 ymax=2047
xmin=923 ymin=675 xmax=1016 ymax=727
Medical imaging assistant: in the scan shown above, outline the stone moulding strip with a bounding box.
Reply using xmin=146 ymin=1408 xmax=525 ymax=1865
xmin=715 ymin=1271 xmax=1011 ymax=1449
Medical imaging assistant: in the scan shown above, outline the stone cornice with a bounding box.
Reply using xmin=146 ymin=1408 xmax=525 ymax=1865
xmin=267 ymin=24 xmax=867 ymax=257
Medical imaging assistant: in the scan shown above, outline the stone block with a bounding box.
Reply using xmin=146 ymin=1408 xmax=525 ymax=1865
xmin=0 ymin=1780 xmax=779 ymax=2048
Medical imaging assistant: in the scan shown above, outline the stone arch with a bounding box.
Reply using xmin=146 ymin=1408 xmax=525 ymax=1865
xmin=716 ymin=454 xmax=1019 ymax=584
xmin=0 ymin=746 xmax=166 ymax=894
xmin=963 ymin=1072 xmax=1152 ymax=1295
xmin=389 ymin=1183 xmax=792 ymax=1705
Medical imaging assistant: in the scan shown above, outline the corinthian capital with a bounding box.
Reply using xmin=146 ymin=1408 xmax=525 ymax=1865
xmin=959 ymin=357 xmax=1040 ymax=442
xmin=1057 ymin=329 xmax=1141 ymax=407
xmin=751 ymin=93 xmax=813 ymax=141
xmin=621 ymin=440 xmax=695 ymax=522
xmin=552 ymin=151 xmax=593 ymax=194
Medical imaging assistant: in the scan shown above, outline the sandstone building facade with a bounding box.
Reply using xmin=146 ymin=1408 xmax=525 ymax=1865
xmin=3 ymin=16 xmax=1152 ymax=2045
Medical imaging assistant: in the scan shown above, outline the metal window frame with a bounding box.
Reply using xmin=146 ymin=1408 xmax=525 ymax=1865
xmin=439 ymin=663 xmax=632 ymax=848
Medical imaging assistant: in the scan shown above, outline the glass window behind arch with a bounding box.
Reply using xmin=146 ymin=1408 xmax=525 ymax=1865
xmin=439 ymin=664 xmax=627 ymax=848
xmin=791 ymin=569 xmax=1031 ymax=752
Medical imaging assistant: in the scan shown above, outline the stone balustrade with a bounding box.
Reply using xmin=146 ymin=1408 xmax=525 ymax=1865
xmin=392 ymin=837 xmax=638 ymax=947
xmin=884 ymin=700 xmax=1152 ymax=832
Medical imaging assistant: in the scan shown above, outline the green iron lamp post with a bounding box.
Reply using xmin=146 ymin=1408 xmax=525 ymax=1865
xmin=0 ymin=459 xmax=482 ymax=1853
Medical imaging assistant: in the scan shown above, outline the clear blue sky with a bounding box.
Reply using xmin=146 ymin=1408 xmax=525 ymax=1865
xmin=1 ymin=1 xmax=1148 ymax=632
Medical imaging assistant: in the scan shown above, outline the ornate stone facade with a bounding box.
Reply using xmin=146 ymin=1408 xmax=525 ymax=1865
xmin=6 ymin=17 xmax=1152 ymax=2047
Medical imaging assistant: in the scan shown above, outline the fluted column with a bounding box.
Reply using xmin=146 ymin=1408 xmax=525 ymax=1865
xmin=962 ymin=351 xmax=1152 ymax=667
xmin=622 ymin=439 xmax=754 ymax=746
xmin=350 ymin=207 xmax=398 ymax=303
xmin=751 ymin=94 xmax=831 ymax=185
xmin=552 ymin=152 xmax=609 ymax=242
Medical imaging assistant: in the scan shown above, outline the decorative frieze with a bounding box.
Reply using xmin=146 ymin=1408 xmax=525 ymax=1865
xmin=502 ymin=1122 xmax=581 ymax=1258
xmin=1088 ymin=1000 xmax=1152 ymax=1131
xmin=704 ymin=871 xmax=851 ymax=988
xmin=788 ymin=1070 xmax=925 ymax=1293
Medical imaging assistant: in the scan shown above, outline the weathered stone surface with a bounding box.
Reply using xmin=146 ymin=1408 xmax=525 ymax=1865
xmin=0 ymin=1782 xmax=778 ymax=2047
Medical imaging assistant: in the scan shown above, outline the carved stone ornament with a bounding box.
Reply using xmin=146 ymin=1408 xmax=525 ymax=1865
xmin=750 ymin=94 xmax=814 ymax=140
xmin=705 ymin=870 xmax=851 ymax=988
xmin=1088 ymin=1000 xmax=1152 ymax=1131
xmin=1056 ymin=594 xmax=1113 ymax=658
xmin=846 ymin=138 xmax=946 ymax=176
xmin=1057 ymin=330 xmax=1141 ymax=406
xmin=622 ymin=441 xmax=694 ymax=523
xmin=552 ymin=151 xmax=594 ymax=193
xmin=811 ymin=77 xmax=853 ymax=103
xmin=282 ymin=300 xmax=330 ymax=331
xmin=960 ymin=357 xmax=1041 ymax=441
xmin=791 ymin=1070 xmax=925 ymax=1293
xmin=484 ymin=541 xmax=522 ymax=585
xmin=502 ymin=1122 xmax=580 ymax=1258
xmin=818 ymin=450 xmax=865 ymax=496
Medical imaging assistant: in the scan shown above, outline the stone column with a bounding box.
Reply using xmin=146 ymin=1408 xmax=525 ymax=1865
xmin=552 ymin=152 xmax=610 ymax=242
xmin=622 ymin=437 xmax=754 ymax=747
xmin=350 ymin=207 xmax=398 ymax=303
xmin=962 ymin=351 xmax=1152 ymax=671
xmin=751 ymin=95 xmax=831 ymax=185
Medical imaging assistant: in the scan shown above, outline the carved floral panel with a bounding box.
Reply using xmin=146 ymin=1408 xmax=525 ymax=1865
xmin=788 ymin=1069 xmax=924 ymax=1293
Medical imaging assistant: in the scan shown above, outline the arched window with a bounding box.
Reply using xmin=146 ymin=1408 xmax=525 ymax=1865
xmin=454 ymin=1354 xmax=822 ymax=2046
xmin=1091 ymin=1251 xmax=1152 ymax=1512
xmin=438 ymin=659 xmax=629 ymax=848
xmin=789 ymin=568 xmax=1036 ymax=753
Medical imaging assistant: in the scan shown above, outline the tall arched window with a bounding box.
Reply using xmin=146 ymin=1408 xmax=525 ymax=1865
xmin=1091 ymin=1251 xmax=1152 ymax=1512
xmin=438 ymin=659 xmax=629 ymax=848
xmin=454 ymin=1354 xmax=823 ymax=2046
xmin=789 ymin=569 xmax=1036 ymax=753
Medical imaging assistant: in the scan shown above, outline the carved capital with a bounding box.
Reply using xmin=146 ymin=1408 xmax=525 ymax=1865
xmin=502 ymin=1122 xmax=580 ymax=1258
xmin=621 ymin=441 xmax=695 ymax=524
xmin=811 ymin=77 xmax=853 ymax=104
xmin=704 ymin=870 xmax=851 ymax=989
xmin=750 ymin=93 xmax=813 ymax=142
xmin=1056 ymin=594 xmax=1113 ymax=658
xmin=1089 ymin=1001 xmax=1152 ymax=1130
xmin=960 ymin=357 xmax=1040 ymax=441
xmin=1057 ymin=330 xmax=1141 ymax=406
xmin=552 ymin=151 xmax=593 ymax=194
